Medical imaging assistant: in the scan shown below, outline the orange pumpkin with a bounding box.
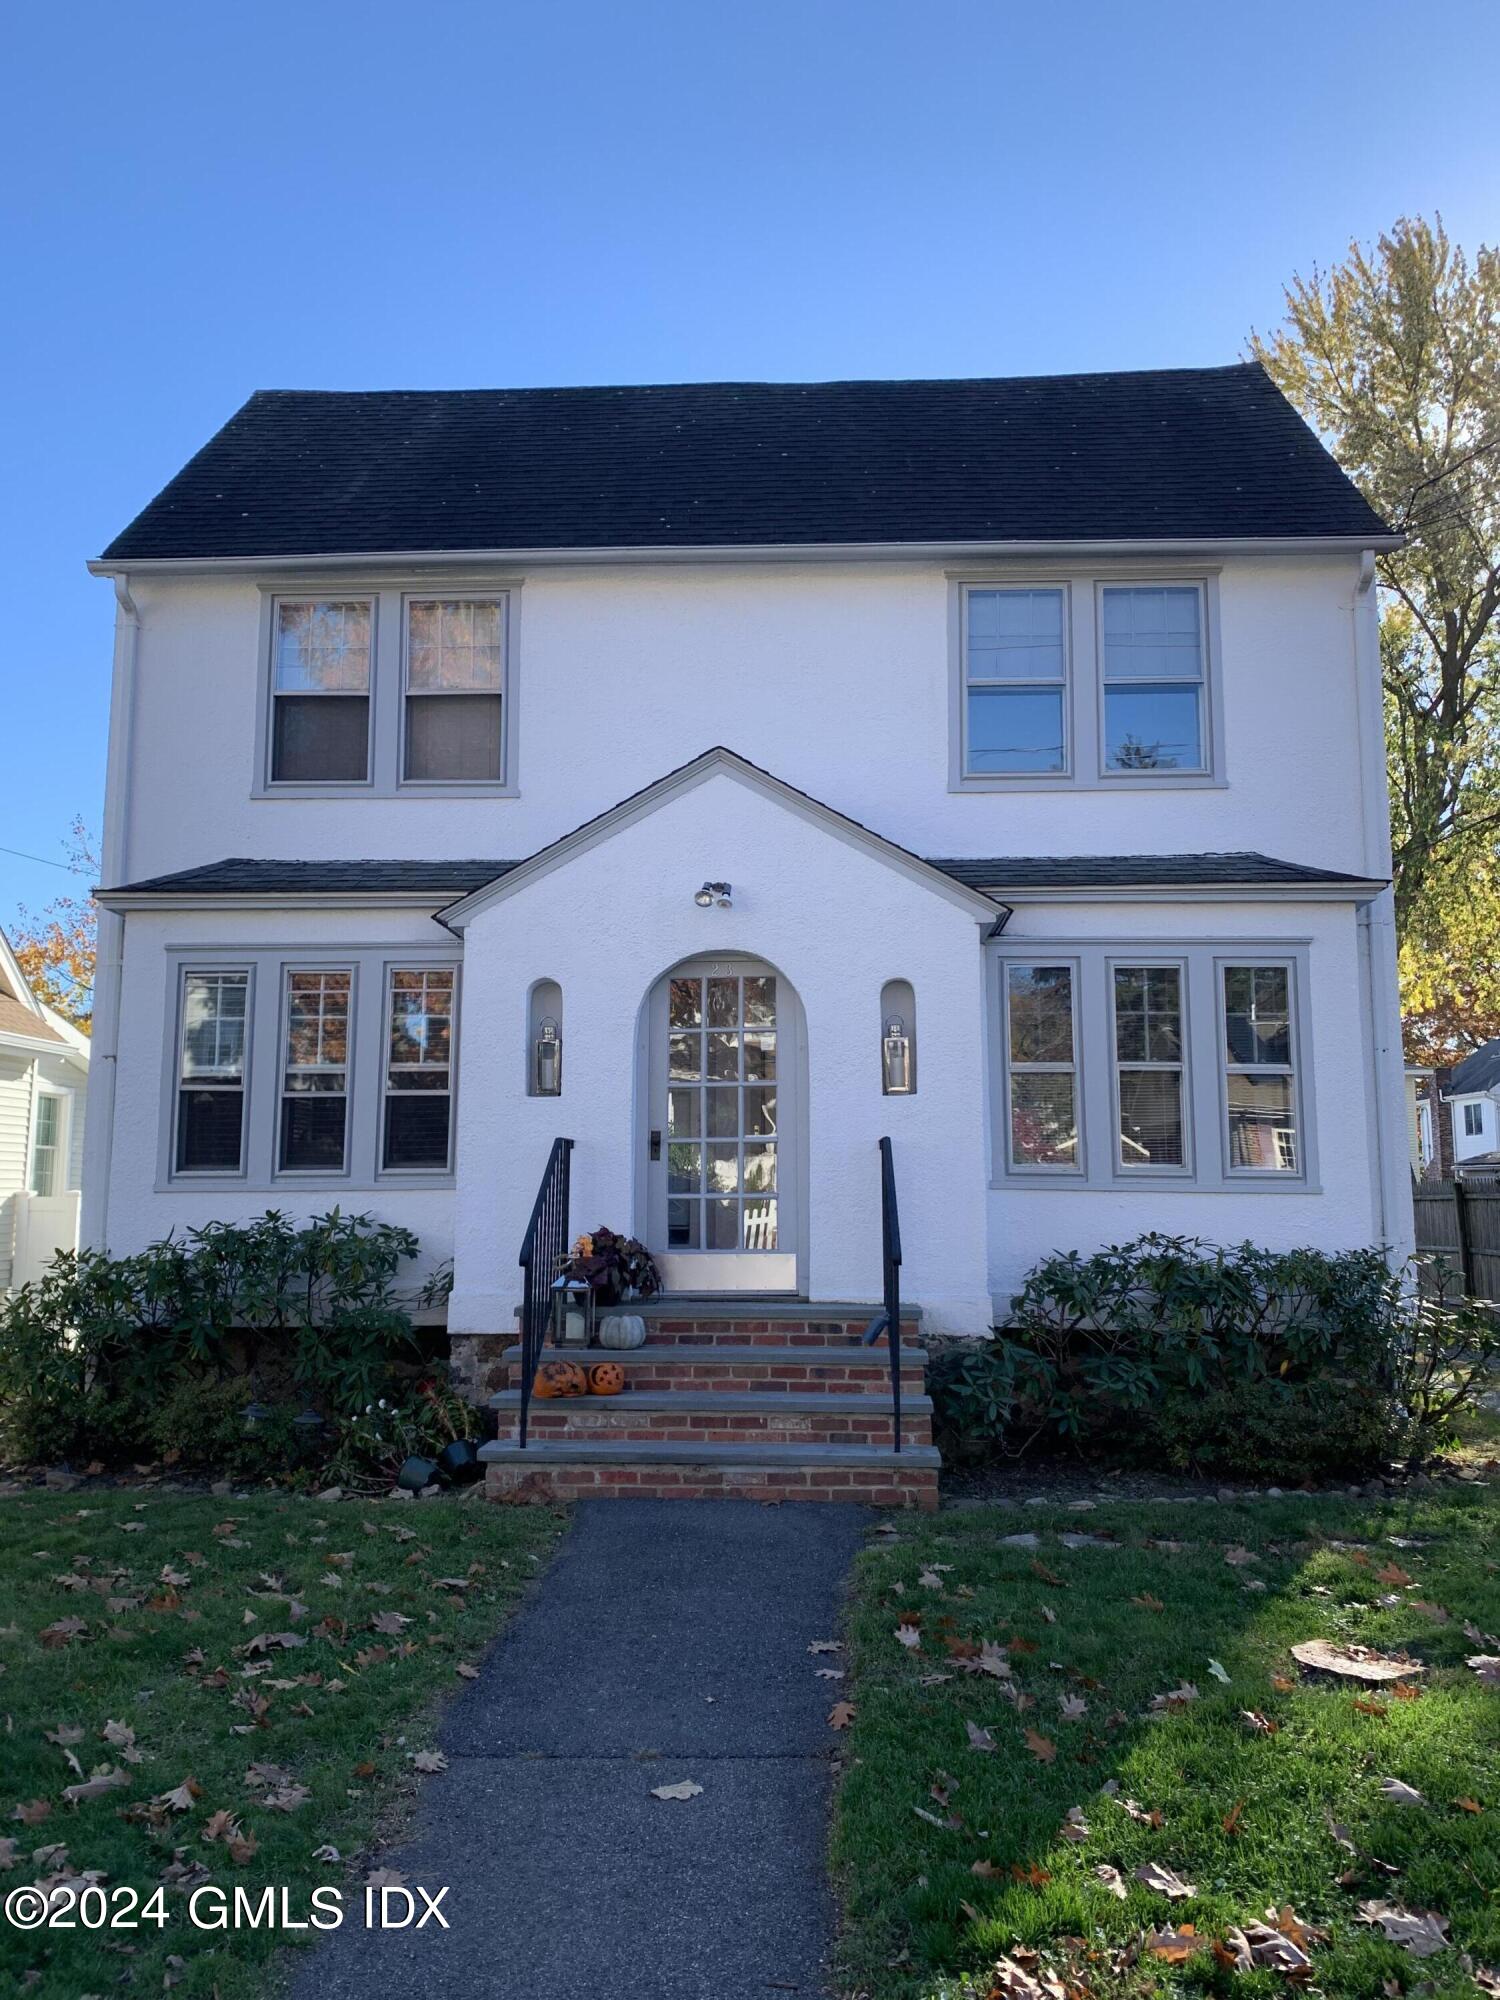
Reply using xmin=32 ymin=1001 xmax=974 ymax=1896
xmin=533 ymin=1359 xmax=589 ymax=1399
xmin=587 ymin=1361 xmax=626 ymax=1397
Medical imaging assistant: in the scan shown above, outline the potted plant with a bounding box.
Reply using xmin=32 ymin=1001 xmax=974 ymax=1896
xmin=562 ymin=1228 xmax=663 ymax=1305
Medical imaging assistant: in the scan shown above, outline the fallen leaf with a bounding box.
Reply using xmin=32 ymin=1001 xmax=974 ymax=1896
xmin=827 ymin=1702 xmax=855 ymax=1730
xmin=1375 ymin=1561 xmax=1413 ymax=1586
xmin=1453 ymin=1796 xmax=1484 ymax=1814
xmin=1224 ymin=1546 xmax=1259 ymax=1566
xmin=1271 ymin=1674 xmax=1296 ymax=1691
xmin=1131 ymin=1593 xmax=1165 ymax=1612
xmin=965 ymin=1719 xmax=997 ymax=1754
xmin=1222 ymin=1798 xmax=1245 ymax=1836
xmin=895 ymin=1625 xmax=921 ymax=1651
xmin=1136 ymin=1861 xmax=1197 ymax=1899
xmin=1144 ymin=1923 xmax=1198 ymax=1961
xmin=1466 ymin=1654 xmax=1500 ymax=1685
xmin=650 ymin=1779 xmax=703 ymax=1801
xmin=1240 ymin=1709 xmax=1280 ymax=1735
xmin=987 ymin=1955 xmax=1052 ymax=1995
xmin=807 ymin=1640 xmax=841 ymax=1655
xmin=1291 ymin=1640 xmax=1424 ymax=1684
xmin=369 ymin=1611 xmax=411 ymax=1636
xmin=410 ymin=1750 xmax=447 ymax=1774
xmin=1208 ymin=1659 xmax=1231 ymax=1683
xmin=455 ymin=1664 xmax=480 ymax=1680
xmin=1150 ymin=1682 xmax=1199 ymax=1713
xmin=1353 ymin=1696 xmax=1389 ymax=1718
xmin=63 ymin=1769 xmax=130 ymax=1805
xmin=1378 ymin=1778 xmax=1426 ymax=1807
xmin=1023 ymin=1729 xmax=1056 ymax=1764
xmin=37 ymin=1619 xmax=88 ymax=1649
xmin=1058 ymin=1693 xmax=1087 ymax=1720
xmin=1093 ymin=1862 xmax=1128 ymax=1899
xmin=1221 ymin=1920 xmax=1312 ymax=1976
xmin=1059 ymin=1805 xmax=1089 ymax=1843
xmin=1113 ymin=1794 xmax=1164 ymax=1828
xmin=364 ymin=1868 xmax=407 ymax=1890
xmin=1356 ymin=1901 xmax=1450 ymax=1957
xmin=12 ymin=1800 xmax=51 ymax=1826
xmin=1010 ymin=1861 xmax=1050 ymax=1888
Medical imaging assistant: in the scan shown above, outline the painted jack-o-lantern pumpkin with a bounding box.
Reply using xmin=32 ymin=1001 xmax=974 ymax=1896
xmin=533 ymin=1358 xmax=588 ymax=1399
xmin=587 ymin=1361 xmax=626 ymax=1397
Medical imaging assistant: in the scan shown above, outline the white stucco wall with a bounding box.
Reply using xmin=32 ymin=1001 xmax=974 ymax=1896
xmin=115 ymin=552 xmax=1371 ymax=883
xmin=984 ymin=898 xmax=1386 ymax=1307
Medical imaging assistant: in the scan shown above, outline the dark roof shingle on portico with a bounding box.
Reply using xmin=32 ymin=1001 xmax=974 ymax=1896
xmin=100 ymin=853 xmax=1381 ymax=902
xmin=99 ymin=365 xmax=1392 ymax=562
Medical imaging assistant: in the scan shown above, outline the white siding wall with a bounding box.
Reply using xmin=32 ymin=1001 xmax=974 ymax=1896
xmin=0 ymin=1049 xmax=35 ymax=1290
xmin=1452 ymin=1095 xmax=1495 ymax=1162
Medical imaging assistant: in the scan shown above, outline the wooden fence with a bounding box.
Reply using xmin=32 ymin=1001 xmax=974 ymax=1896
xmin=1412 ymin=1179 xmax=1500 ymax=1300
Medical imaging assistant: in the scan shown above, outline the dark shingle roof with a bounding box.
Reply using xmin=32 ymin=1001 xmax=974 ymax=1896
xmin=101 ymin=853 xmax=1378 ymax=900
xmin=1447 ymin=1039 xmax=1500 ymax=1096
xmin=100 ymin=366 xmax=1391 ymax=561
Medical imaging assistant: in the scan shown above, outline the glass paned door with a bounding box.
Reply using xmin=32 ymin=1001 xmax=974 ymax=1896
xmin=648 ymin=960 xmax=798 ymax=1291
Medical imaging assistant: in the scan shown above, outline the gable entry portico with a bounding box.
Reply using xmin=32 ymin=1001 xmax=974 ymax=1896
xmin=441 ymin=745 xmax=998 ymax=1334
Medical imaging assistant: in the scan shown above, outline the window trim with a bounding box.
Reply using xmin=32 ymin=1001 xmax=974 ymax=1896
xmin=262 ymin=596 xmax=377 ymax=792
xmin=251 ymin=580 xmax=521 ymax=801
xmin=1096 ymin=580 xmax=1210 ymax=780
xmin=276 ymin=964 xmax=357 ymax=1179
xmin=948 ymin=567 xmax=1226 ymax=792
xmin=398 ymin=593 xmax=511 ymax=793
xmin=959 ymin=583 xmax=1072 ymax=782
xmin=1216 ymin=956 xmax=1305 ymax=1180
xmin=158 ymin=945 xmax=459 ymax=1190
xmin=170 ymin=964 xmax=255 ymax=1181
xmin=1107 ymin=956 xmax=1193 ymax=1178
xmin=379 ymin=960 xmax=459 ymax=1178
xmin=987 ymin=937 xmax=1317 ymax=1192
xmin=29 ymin=1086 xmax=68 ymax=1197
xmin=1462 ymin=1100 xmax=1484 ymax=1139
xmin=1000 ymin=958 xmax=1085 ymax=1177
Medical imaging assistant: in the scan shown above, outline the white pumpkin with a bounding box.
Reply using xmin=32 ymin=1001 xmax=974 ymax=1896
xmin=597 ymin=1313 xmax=648 ymax=1350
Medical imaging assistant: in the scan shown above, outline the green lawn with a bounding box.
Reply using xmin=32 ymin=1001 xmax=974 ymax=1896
xmin=833 ymin=1489 xmax=1500 ymax=1999
xmin=0 ymin=1487 xmax=564 ymax=1999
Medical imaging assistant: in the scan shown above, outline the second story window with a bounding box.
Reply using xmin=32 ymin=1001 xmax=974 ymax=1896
xmin=404 ymin=599 xmax=505 ymax=783
xmin=271 ymin=601 xmax=372 ymax=783
xmin=1101 ymin=586 xmax=1205 ymax=773
xmin=963 ymin=588 xmax=1067 ymax=775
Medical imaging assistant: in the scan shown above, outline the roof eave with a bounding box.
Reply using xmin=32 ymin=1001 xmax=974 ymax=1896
xmin=88 ymin=532 xmax=1405 ymax=577
xmin=984 ymin=879 xmax=1388 ymax=904
xmin=94 ymin=888 xmax=467 ymax=912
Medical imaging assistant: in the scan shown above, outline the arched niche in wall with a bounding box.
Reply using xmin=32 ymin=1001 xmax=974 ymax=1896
xmin=527 ymin=979 xmax=564 ymax=1097
xmin=880 ymin=979 xmax=916 ymax=1095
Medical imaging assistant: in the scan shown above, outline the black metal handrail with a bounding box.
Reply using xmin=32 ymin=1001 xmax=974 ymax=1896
xmin=517 ymin=1137 xmax=573 ymax=1448
xmin=862 ymin=1136 xmax=903 ymax=1451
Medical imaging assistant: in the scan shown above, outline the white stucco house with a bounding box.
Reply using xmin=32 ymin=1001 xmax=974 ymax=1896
xmin=0 ymin=928 xmax=89 ymax=1292
xmin=82 ymin=368 xmax=1411 ymax=1501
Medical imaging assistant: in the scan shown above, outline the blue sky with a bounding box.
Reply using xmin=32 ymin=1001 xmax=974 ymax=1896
xmin=2 ymin=0 xmax=1495 ymax=928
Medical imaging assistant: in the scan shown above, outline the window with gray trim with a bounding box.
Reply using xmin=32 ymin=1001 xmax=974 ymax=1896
xmin=1113 ymin=964 xmax=1187 ymax=1169
xmin=403 ymin=598 xmax=505 ymax=783
xmin=383 ymin=966 xmax=455 ymax=1169
xmin=279 ymin=969 xmax=352 ymax=1172
xmin=176 ymin=971 xmax=250 ymax=1172
xmin=1463 ymin=1101 xmax=1484 ymax=1138
xmin=1101 ymin=586 xmax=1206 ymax=772
xmin=1222 ymin=964 xmax=1299 ymax=1172
xmin=991 ymin=942 xmax=1312 ymax=1190
xmin=1004 ymin=963 xmax=1080 ymax=1170
xmin=963 ymin=588 xmax=1067 ymax=775
xmin=270 ymin=600 xmax=372 ymax=783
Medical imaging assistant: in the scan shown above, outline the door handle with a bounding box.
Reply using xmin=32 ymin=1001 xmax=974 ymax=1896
xmin=649 ymin=1130 xmax=662 ymax=1161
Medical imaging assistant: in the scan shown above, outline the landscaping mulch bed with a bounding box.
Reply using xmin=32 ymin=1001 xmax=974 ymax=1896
xmin=831 ymin=1486 xmax=1500 ymax=1998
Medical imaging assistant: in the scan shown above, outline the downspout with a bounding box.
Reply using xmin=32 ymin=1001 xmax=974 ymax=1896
xmin=1351 ymin=552 xmax=1413 ymax=1266
xmin=79 ymin=575 xmax=138 ymax=1252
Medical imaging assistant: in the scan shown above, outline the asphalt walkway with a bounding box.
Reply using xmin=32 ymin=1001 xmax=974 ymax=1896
xmin=288 ymin=1498 xmax=871 ymax=1999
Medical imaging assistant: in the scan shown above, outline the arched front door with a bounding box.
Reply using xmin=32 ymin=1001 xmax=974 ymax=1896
xmin=642 ymin=956 xmax=802 ymax=1293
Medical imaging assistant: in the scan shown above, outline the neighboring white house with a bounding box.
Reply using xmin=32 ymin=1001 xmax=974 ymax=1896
xmin=1445 ymin=1039 xmax=1500 ymax=1169
xmin=0 ymin=928 xmax=89 ymax=1292
xmin=83 ymin=366 xmax=1411 ymax=1362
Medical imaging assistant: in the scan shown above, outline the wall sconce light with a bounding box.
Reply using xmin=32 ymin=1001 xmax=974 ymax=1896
xmin=694 ymin=881 xmax=733 ymax=908
xmin=533 ymin=1015 xmax=562 ymax=1096
xmin=882 ymin=1015 xmax=913 ymax=1095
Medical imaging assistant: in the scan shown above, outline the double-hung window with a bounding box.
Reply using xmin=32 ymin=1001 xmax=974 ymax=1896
xmin=963 ymin=588 xmax=1067 ymax=775
xmin=1222 ymin=964 xmax=1299 ymax=1172
xmin=1004 ymin=964 xmax=1079 ymax=1170
xmin=270 ymin=601 xmax=373 ymax=783
xmin=1463 ymin=1101 xmax=1484 ymax=1139
xmin=1113 ymin=965 xmax=1187 ymax=1169
xmin=29 ymin=1093 xmax=62 ymax=1196
xmin=404 ymin=599 xmax=505 ymax=783
xmin=176 ymin=971 xmax=250 ymax=1173
xmin=1101 ymin=586 xmax=1206 ymax=772
xmin=383 ymin=967 xmax=456 ymax=1170
xmin=279 ymin=970 xmax=351 ymax=1171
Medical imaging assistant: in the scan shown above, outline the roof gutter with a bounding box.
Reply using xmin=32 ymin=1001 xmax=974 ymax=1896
xmin=87 ymin=533 xmax=1405 ymax=577
xmin=80 ymin=576 xmax=138 ymax=1253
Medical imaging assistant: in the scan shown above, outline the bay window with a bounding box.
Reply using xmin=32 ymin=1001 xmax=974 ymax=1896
xmin=1004 ymin=963 xmax=1079 ymax=1170
xmin=1113 ymin=964 xmax=1187 ymax=1169
xmin=1222 ymin=964 xmax=1299 ymax=1173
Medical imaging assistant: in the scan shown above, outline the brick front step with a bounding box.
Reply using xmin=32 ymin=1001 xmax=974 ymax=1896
xmin=494 ymin=1343 xmax=927 ymax=1394
xmin=494 ymin=1389 xmax=932 ymax=1450
xmin=516 ymin=1297 xmax=924 ymax=1349
xmin=480 ymin=1439 xmax=940 ymax=1510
